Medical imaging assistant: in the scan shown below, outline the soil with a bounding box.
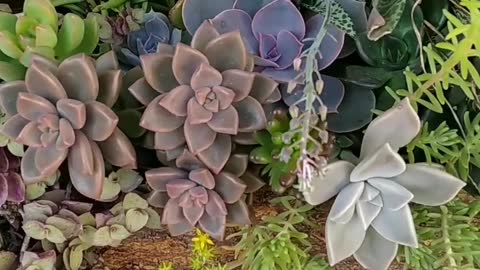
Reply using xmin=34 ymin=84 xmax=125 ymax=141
xmin=92 ymin=188 xmax=405 ymax=270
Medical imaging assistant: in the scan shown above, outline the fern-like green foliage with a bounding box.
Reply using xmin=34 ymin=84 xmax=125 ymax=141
xmin=301 ymin=0 xmax=356 ymax=37
xmin=387 ymin=0 xmax=480 ymax=113
xmin=226 ymin=196 xmax=328 ymax=270
xmin=398 ymin=200 xmax=480 ymax=269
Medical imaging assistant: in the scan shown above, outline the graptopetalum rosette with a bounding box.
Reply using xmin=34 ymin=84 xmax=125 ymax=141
xmin=128 ymin=20 xmax=280 ymax=174
xmin=303 ymin=99 xmax=466 ymax=270
xmin=0 ymin=52 xmax=136 ymax=200
xmin=146 ymin=150 xmax=255 ymax=240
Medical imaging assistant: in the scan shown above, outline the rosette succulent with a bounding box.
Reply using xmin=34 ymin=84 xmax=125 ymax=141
xmin=0 ymin=51 xmax=137 ymax=200
xmin=119 ymin=10 xmax=180 ymax=67
xmin=182 ymin=0 xmax=345 ymax=82
xmin=129 ymin=20 xmax=280 ymax=173
xmin=0 ymin=147 xmax=24 ymax=207
xmin=303 ymin=99 xmax=466 ymax=270
xmin=146 ymin=150 xmax=252 ymax=240
xmin=0 ymin=0 xmax=99 ymax=82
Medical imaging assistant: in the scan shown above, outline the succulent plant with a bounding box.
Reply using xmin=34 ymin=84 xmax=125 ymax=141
xmin=119 ymin=10 xmax=181 ymax=67
xmin=19 ymin=250 xmax=56 ymax=270
xmin=0 ymin=0 xmax=99 ymax=82
xmin=146 ymin=150 xmax=252 ymax=240
xmin=0 ymin=51 xmax=136 ymax=200
xmin=107 ymin=6 xmax=146 ymax=46
xmin=182 ymin=0 xmax=345 ymax=83
xmin=129 ymin=20 xmax=280 ymax=173
xmin=303 ymin=98 xmax=466 ymax=270
xmin=0 ymin=147 xmax=24 ymax=207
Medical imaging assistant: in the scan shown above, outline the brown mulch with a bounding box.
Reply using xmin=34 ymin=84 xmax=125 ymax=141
xmin=92 ymin=188 xmax=404 ymax=270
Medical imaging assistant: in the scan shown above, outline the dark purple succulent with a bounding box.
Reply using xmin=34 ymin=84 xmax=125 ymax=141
xmin=146 ymin=150 xmax=251 ymax=240
xmin=0 ymin=147 xmax=24 ymax=207
xmin=119 ymin=10 xmax=180 ymax=67
xmin=182 ymin=0 xmax=345 ymax=83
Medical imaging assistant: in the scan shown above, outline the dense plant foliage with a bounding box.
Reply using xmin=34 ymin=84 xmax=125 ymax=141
xmin=0 ymin=0 xmax=479 ymax=269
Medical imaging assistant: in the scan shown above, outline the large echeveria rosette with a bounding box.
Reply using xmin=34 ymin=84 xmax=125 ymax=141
xmin=0 ymin=147 xmax=24 ymax=206
xmin=129 ymin=21 xmax=280 ymax=174
xmin=303 ymin=99 xmax=466 ymax=270
xmin=146 ymin=150 xmax=253 ymax=240
xmin=0 ymin=52 xmax=137 ymax=200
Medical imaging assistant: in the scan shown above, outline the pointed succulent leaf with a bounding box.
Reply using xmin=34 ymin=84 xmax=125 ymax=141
xmin=45 ymin=224 xmax=67 ymax=243
xmin=353 ymin=227 xmax=398 ymax=270
xmin=144 ymin=207 xmax=162 ymax=229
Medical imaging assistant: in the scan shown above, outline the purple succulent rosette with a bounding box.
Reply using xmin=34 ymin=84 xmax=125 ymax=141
xmin=146 ymin=150 xmax=251 ymax=240
xmin=0 ymin=147 xmax=24 ymax=207
xmin=0 ymin=52 xmax=137 ymax=200
xmin=183 ymin=0 xmax=345 ymax=83
xmin=119 ymin=11 xmax=180 ymax=67
xmin=128 ymin=21 xmax=280 ymax=174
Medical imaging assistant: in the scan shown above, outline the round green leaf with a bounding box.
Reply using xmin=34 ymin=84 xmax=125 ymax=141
xmin=79 ymin=226 xmax=96 ymax=245
xmin=116 ymin=168 xmax=143 ymax=193
xmin=71 ymin=15 xmax=99 ymax=55
xmin=105 ymin=212 xmax=126 ymax=226
xmin=55 ymin=13 xmax=84 ymax=59
xmin=123 ymin=193 xmax=148 ymax=210
xmin=117 ymin=109 xmax=146 ymax=139
xmin=144 ymin=208 xmax=161 ymax=230
xmin=0 ymin=31 xmax=22 ymax=59
xmin=46 ymin=216 xmax=79 ymax=239
xmin=327 ymin=83 xmax=376 ymax=133
xmin=35 ymin=24 xmax=57 ymax=48
xmin=125 ymin=209 xmax=148 ymax=232
xmin=23 ymin=220 xmax=47 ymax=240
xmin=69 ymin=245 xmax=83 ymax=270
xmin=0 ymin=13 xmax=17 ymax=33
xmin=26 ymin=183 xmax=46 ymax=200
xmin=109 ymin=224 xmax=130 ymax=241
xmin=100 ymin=176 xmax=121 ymax=201
xmin=0 ymin=135 xmax=9 ymax=147
xmin=79 ymin=213 xmax=96 ymax=227
xmin=93 ymin=227 xmax=113 ymax=246
xmin=23 ymin=0 xmax=58 ymax=32
xmin=7 ymin=141 xmax=24 ymax=156
xmin=45 ymin=225 xmax=67 ymax=243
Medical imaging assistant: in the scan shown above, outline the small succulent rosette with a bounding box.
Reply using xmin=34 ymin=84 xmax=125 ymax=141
xmin=303 ymin=98 xmax=466 ymax=270
xmin=183 ymin=0 xmax=345 ymax=83
xmin=119 ymin=10 xmax=181 ymax=67
xmin=146 ymin=150 xmax=255 ymax=240
xmin=128 ymin=20 xmax=280 ymax=173
xmin=0 ymin=147 xmax=24 ymax=206
xmin=0 ymin=52 xmax=136 ymax=200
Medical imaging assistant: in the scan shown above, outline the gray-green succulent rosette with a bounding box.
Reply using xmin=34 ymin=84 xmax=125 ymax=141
xmin=303 ymin=98 xmax=466 ymax=270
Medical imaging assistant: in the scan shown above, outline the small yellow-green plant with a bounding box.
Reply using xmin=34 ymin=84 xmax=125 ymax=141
xmin=191 ymin=229 xmax=228 ymax=270
xmin=158 ymin=262 xmax=174 ymax=270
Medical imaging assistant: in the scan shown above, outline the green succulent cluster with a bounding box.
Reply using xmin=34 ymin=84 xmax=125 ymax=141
xmin=0 ymin=0 xmax=99 ymax=82
xmin=250 ymin=112 xmax=320 ymax=193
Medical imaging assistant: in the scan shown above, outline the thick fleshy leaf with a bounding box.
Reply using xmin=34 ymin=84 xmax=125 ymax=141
xmin=56 ymin=99 xmax=87 ymax=129
xmin=368 ymin=179 xmax=413 ymax=210
xmin=128 ymin=78 xmax=160 ymax=106
xmin=371 ymin=205 xmax=418 ymax=247
xmin=182 ymin=0 xmax=235 ymax=34
xmin=187 ymin=97 xmax=213 ymax=124
xmin=162 ymin=199 xmax=185 ymax=224
xmin=211 ymin=9 xmax=259 ymax=54
xmin=0 ymin=175 xmax=7 ymax=206
xmin=360 ymin=98 xmax=421 ymax=159
xmin=191 ymin=63 xmax=223 ymax=90
xmin=206 ymin=190 xmax=227 ymax=216
xmin=16 ymin=92 xmax=56 ymax=121
xmin=57 ymin=54 xmax=99 ymax=102
xmin=0 ymin=81 xmax=26 ymax=117
xmin=233 ymin=0 xmax=275 ymax=17
xmin=145 ymin=167 xmax=188 ymax=192
xmin=96 ymin=50 xmax=119 ymax=75
xmin=68 ymin=134 xmax=105 ymax=200
xmin=329 ymin=182 xmax=364 ymax=223
xmin=140 ymin=53 xmax=179 ymax=93
xmin=303 ymin=161 xmax=354 ymax=205
xmin=326 ymin=213 xmax=367 ymax=265
xmin=190 ymin=21 xmax=220 ymax=52
xmin=304 ymin=14 xmax=345 ymax=70
xmin=6 ymin=173 xmax=25 ymax=202
xmin=204 ymin=32 xmax=248 ymax=72
xmin=159 ymin=85 xmax=194 ymax=117
xmin=221 ymin=70 xmax=254 ymax=102
xmin=207 ymin=106 xmax=239 ymax=135
xmin=175 ymin=149 xmax=205 ymax=171
xmin=148 ymin=191 xmax=170 ymax=208
xmin=2 ymin=115 xmax=28 ymax=141
xmin=391 ymin=164 xmax=465 ymax=206
xmin=234 ymin=96 xmax=267 ymax=132
xmin=198 ymin=134 xmax=231 ymax=174
xmin=82 ymin=101 xmax=118 ymax=141
xmin=356 ymin=200 xmax=381 ymax=230
xmin=166 ymin=179 xmax=197 ymax=199
xmin=354 ymin=227 xmax=398 ymax=270
xmin=55 ymin=14 xmax=84 ymax=59
xmin=16 ymin=122 xmax=40 ymax=147
xmin=184 ymin=121 xmax=216 ymax=154
xmin=154 ymin=127 xmax=186 ymax=151
xmin=275 ymin=30 xmax=303 ymax=69
xmin=98 ymin=128 xmax=137 ymax=169
xmin=214 ymin=172 xmax=246 ymax=203
xmin=249 ymin=74 xmax=278 ymax=103
xmin=34 ymin=144 xmax=68 ymax=178
xmin=97 ymin=70 xmax=122 ymax=108
xmin=126 ymin=208 xmax=149 ymax=232
xmin=21 ymin=148 xmax=43 ymax=184
xmin=224 ymin=154 xmax=248 ymax=177
xmin=198 ymin=213 xmax=226 ymax=240
xmin=183 ymin=205 xmax=204 ymax=225
xmin=172 ymin=44 xmax=209 ymax=84
xmin=251 ymin=0 xmax=305 ymax=39
xmin=226 ymin=200 xmax=251 ymax=224
xmin=189 ymin=168 xmax=215 ymax=189
xmin=140 ymin=96 xmax=185 ymax=133
xmin=350 ymin=143 xmax=406 ymax=182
